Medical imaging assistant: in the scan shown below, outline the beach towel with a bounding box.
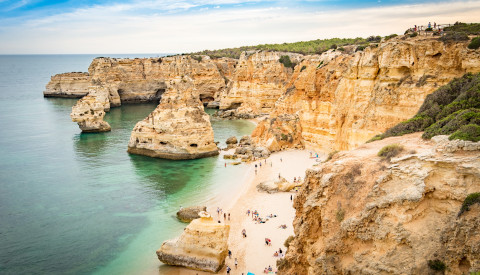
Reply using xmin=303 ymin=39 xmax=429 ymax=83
xmin=247 ymin=272 xmax=255 ymax=275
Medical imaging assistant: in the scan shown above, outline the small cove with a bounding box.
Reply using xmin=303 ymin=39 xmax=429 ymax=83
xmin=0 ymin=55 xmax=255 ymax=274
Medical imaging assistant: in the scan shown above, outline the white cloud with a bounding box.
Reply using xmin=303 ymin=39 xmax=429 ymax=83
xmin=1 ymin=0 xmax=480 ymax=54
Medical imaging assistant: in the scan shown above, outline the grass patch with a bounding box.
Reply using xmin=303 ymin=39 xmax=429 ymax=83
xmin=439 ymin=31 xmax=469 ymax=43
xmin=409 ymin=32 xmax=418 ymax=38
xmin=336 ymin=208 xmax=345 ymax=222
xmin=449 ymin=124 xmax=480 ymax=142
xmin=190 ymin=37 xmax=368 ymax=58
xmin=428 ymin=259 xmax=447 ymax=271
xmin=378 ymin=144 xmax=404 ymax=161
xmin=385 ymin=34 xmax=398 ymax=41
xmin=300 ymin=65 xmax=307 ymax=72
xmin=458 ymin=192 xmax=480 ymax=217
xmin=191 ymin=55 xmax=202 ymax=62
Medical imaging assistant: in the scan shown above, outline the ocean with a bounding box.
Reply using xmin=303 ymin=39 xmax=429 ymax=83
xmin=0 ymin=55 xmax=255 ymax=274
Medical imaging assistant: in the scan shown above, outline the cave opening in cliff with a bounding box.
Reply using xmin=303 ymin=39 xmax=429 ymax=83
xmin=155 ymin=89 xmax=165 ymax=102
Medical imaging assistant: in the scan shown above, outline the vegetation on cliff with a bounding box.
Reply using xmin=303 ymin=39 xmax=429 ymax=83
xmin=191 ymin=37 xmax=373 ymax=58
xmin=458 ymin=192 xmax=480 ymax=217
xmin=369 ymin=73 xmax=480 ymax=142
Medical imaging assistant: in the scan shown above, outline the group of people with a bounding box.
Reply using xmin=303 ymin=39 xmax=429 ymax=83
xmin=225 ymin=250 xmax=238 ymax=274
xmin=263 ymin=265 xmax=275 ymax=273
xmin=273 ymin=247 xmax=284 ymax=257
xmin=217 ymin=207 xmax=231 ymax=222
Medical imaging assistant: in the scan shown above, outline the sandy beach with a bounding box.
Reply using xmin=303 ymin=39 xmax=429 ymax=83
xmin=161 ymin=149 xmax=320 ymax=274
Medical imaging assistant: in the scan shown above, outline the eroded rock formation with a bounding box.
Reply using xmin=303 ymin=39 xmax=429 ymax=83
xmin=157 ymin=212 xmax=230 ymax=273
xmin=127 ymin=79 xmax=219 ymax=159
xmin=70 ymin=86 xmax=111 ymax=132
xmin=253 ymin=36 xmax=480 ymax=153
xmin=218 ymin=51 xmax=303 ymax=117
xmin=280 ymin=133 xmax=480 ymax=275
xmin=44 ymin=72 xmax=90 ymax=98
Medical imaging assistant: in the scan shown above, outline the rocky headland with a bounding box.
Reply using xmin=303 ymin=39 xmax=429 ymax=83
xmin=279 ymin=132 xmax=480 ymax=274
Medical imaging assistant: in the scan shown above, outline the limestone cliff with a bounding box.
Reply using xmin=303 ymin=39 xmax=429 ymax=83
xmin=127 ymin=78 xmax=219 ymax=159
xmin=253 ymin=36 xmax=480 ymax=152
xmin=70 ymin=86 xmax=111 ymax=132
xmin=157 ymin=212 xmax=230 ymax=273
xmin=218 ymin=51 xmax=303 ymax=116
xmin=43 ymin=72 xmax=90 ymax=98
xmin=280 ymin=133 xmax=480 ymax=275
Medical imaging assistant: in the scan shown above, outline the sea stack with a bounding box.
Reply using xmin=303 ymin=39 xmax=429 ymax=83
xmin=127 ymin=78 xmax=219 ymax=160
xmin=156 ymin=212 xmax=230 ymax=272
xmin=70 ymin=85 xmax=111 ymax=132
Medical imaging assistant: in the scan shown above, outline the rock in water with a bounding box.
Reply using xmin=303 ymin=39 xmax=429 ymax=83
xmin=127 ymin=78 xmax=219 ymax=160
xmin=157 ymin=212 xmax=230 ymax=272
xmin=225 ymin=136 xmax=238 ymax=145
xmin=70 ymin=86 xmax=111 ymax=132
xmin=177 ymin=206 xmax=207 ymax=222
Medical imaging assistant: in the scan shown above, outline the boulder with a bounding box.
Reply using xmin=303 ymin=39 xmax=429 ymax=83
xmin=157 ymin=212 xmax=230 ymax=273
xmin=176 ymin=206 xmax=207 ymax=222
xmin=226 ymin=136 xmax=238 ymax=145
xmin=239 ymin=135 xmax=253 ymax=146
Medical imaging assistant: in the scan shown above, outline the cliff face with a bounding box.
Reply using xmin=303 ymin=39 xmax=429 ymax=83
xmin=157 ymin=213 xmax=230 ymax=273
xmin=281 ymin=133 xmax=480 ymax=275
xmin=43 ymin=72 xmax=90 ymax=98
xmin=218 ymin=51 xmax=303 ymax=116
xmin=253 ymin=36 xmax=480 ymax=152
xmin=127 ymin=78 xmax=219 ymax=159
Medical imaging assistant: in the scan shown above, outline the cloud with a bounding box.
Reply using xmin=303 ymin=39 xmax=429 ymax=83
xmin=0 ymin=0 xmax=479 ymax=54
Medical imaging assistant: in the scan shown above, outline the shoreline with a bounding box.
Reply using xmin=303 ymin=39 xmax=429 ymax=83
xmin=161 ymin=149 xmax=320 ymax=274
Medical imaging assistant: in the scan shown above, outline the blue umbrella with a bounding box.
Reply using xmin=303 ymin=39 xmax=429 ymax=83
xmin=247 ymin=273 xmax=255 ymax=275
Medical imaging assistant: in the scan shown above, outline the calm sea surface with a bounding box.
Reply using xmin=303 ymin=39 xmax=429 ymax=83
xmin=0 ymin=55 xmax=255 ymax=274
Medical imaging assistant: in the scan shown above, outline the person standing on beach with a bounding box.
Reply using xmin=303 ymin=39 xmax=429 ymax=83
xmin=235 ymin=258 xmax=238 ymax=269
xmin=228 ymin=213 xmax=230 ymax=221
xmin=228 ymin=250 xmax=232 ymax=259
xmin=290 ymin=194 xmax=293 ymax=201
xmin=226 ymin=265 xmax=231 ymax=274
xmin=224 ymin=213 xmax=226 ymax=222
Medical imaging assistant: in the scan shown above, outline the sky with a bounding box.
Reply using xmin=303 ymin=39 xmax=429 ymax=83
xmin=0 ymin=0 xmax=479 ymax=54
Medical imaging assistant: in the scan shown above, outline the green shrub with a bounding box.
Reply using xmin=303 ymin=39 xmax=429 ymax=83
xmin=356 ymin=45 xmax=367 ymax=52
xmin=367 ymin=35 xmax=381 ymax=43
xmin=422 ymin=109 xmax=480 ymax=139
xmin=330 ymin=44 xmax=337 ymax=49
xmin=410 ymin=32 xmax=418 ymax=38
xmin=468 ymin=37 xmax=480 ymax=49
xmin=279 ymin=55 xmax=295 ymax=68
xmin=300 ymin=65 xmax=307 ymax=72
xmin=284 ymin=235 xmax=294 ymax=248
xmin=449 ymin=124 xmax=480 ymax=142
xmin=366 ymin=134 xmax=385 ymax=143
xmin=378 ymin=144 xmax=404 ymax=160
xmin=385 ymin=34 xmax=398 ymax=41
xmin=444 ymin=22 xmax=480 ymax=35
xmin=439 ymin=31 xmax=469 ymax=43
xmin=458 ymin=192 xmax=480 ymax=217
xmin=425 ymin=27 xmax=433 ymax=31
xmin=191 ymin=55 xmax=202 ymax=62
xmin=428 ymin=259 xmax=447 ymax=271
xmin=373 ymin=73 xmax=480 ymax=141
xmin=338 ymin=47 xmax=345 ymax=51
xmin=316 ymin=60 xmax=324 ymax=68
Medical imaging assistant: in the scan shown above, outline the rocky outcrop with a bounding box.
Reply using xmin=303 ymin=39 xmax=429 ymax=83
xmin=70 ymin=86 xmax=111 ymax=132
xmin=257 ymin=177 xmax=299 ymax=193
xmin=218 ymin=51 xmax=303 ymax=116
xmin=157 ymin=212 xmax=230 ymax=273
xmin=44 ymin=72 xmax=90 ymax=98
xmin=253 ymin=36 xmax=480 ymax=153
xmin=280 ymin=133 xmax=480 ymax=275
xmin=177 ymin=206 xmax=207 ymax=223
xmin=127 ymin=78 xmax=219 ymax=160
xmin=252 ymin=114 xmax=304 ymax=152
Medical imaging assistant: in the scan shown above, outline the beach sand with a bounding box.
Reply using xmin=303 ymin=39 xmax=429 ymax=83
xmin=160 ymin=149 xmax=320 ymax=275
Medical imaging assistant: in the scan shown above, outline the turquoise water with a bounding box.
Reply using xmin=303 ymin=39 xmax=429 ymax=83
xmin=0 ymin=55 xmax=255 ymax=274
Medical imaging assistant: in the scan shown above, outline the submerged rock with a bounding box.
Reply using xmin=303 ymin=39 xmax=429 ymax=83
xmin=157 ymin=212 xmax=230 ymax=272
xmin=176 ymin=206 xmax=207 ymax=223
xmin=127 ymin=79 xmax=219 ymax=160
